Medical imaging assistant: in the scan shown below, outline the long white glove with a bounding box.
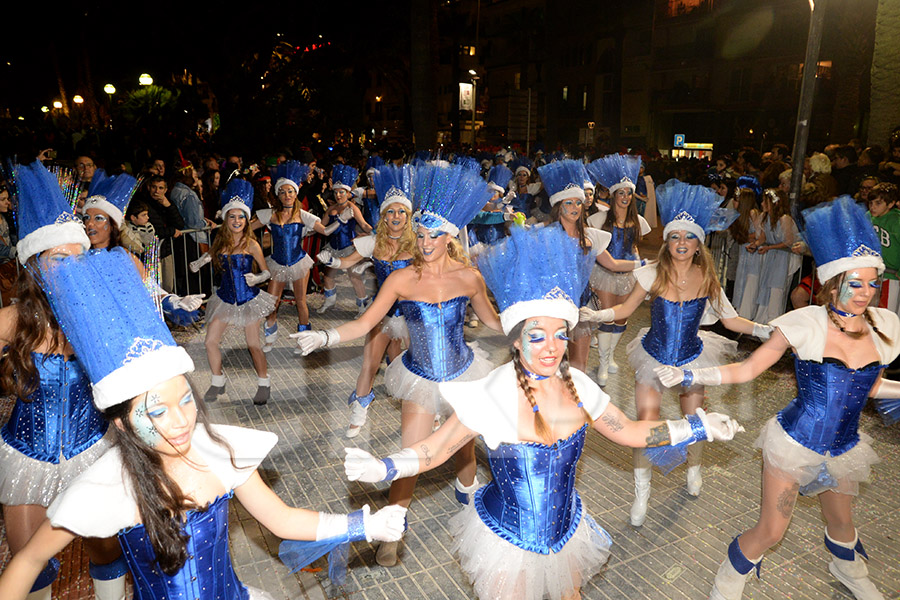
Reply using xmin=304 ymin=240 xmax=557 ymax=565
xmin=579 ymin=306 xmax=615 ymax=323
xmin=189 ymin=253 xmax=211 ymax=273
xmin=753 ymin=322 xmax=774 ymax=341
xmin=317 ymin=249 xmax=341 ymax=268
xmin=315 ymin=504 xmax=408 ymax=543
xmin=290 ymin=328 xmax=340 ymax=355
xmin=244 ymin=270 xmax=271 ymax=286
xmin=654 ymin=365 xmax=722 ymax=388
xmin=168 ymin=293 xmax=205 ymax=312
xmin=345 ymin=447 xmax=419 ymax=482
xmin=870 ymin=377 xmax=900 ymax=399
xmin=667 ymin=408 xmax=744 ymax=444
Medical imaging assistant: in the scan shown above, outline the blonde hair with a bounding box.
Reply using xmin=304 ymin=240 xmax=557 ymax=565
xmin=374 ymin=203 xmax=416 ymax=260
xmin=651 ymin=241 xmax=722 ymax=311
xmin=411 ymin=235 xmax=471 ymax=273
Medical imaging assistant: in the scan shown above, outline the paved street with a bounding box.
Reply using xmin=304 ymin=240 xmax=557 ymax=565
xmin=2 ymin=277 xmax=899 ymax=599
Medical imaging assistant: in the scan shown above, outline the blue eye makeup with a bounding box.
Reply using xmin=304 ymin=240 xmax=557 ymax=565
xmin=527 ymin=333 xmax=546 ymax=344
xmin=179 ymin=392 xmax=194 ymax=407
xmin=848 ymin=280 xmax=863 ymax=289
xmin=554 ymin=330 xmax=569 ymax=341
xmin=686 ymin=233 xmax=698 ymax=240
xmin=148 ymin=406 xmax=167 ymax=419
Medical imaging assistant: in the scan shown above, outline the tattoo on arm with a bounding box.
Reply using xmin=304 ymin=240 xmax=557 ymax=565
xmin=645 ymin=424 xmax=670 ymax=448
xmin=776 ymin=483 xmax=799 ymax=519
xmin=446 ymin=432 xmax=477 ymax=456
xmin=420 ymin=444 xmax=433 ymax=467
xmin=601 ymin=412 xmax=624 ymax=433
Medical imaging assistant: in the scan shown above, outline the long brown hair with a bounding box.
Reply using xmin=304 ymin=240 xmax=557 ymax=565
xmin=210 ymin=212 xmax=257 ymax=272
xmin=601 ymin=189 xmax=643 ymax=245
xmin=815 ymin=273 xmax=891 ymax=344
xmin=764 ymin=189 xmax=790 ymax=228
xmin=271 ymin=187 xmax=303 ymax=224
xmin=650 ymin=240 xmax=723 ymax=312
xmin=103 ymin=380 xmax=240 ymax=575
xmin=374 ymin=203 xmax=416 ymax=260
xmin=550 ymin=202 xmax=590 ymax=254
xmin=0 ymin=258 xmax=64 ymax=401
xmin=729 ymin=189 xmax=758 ymax=244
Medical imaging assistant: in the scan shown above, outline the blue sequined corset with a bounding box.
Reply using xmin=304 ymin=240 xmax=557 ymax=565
xmin=398 ymin=296 xmax=473 ymax=381
xmin=641 ymin=296 xmax=707 ymax=366
xmin=474 ymin=425 xmax=587 ymax=554
xmin=373 ymin=257 xmax=412 ymax=318
xmin=328 ymin=218 xmax=357 ymax=251
xmin=216 ymin=255 xmax=260 ymax=306
xmin=607 ymin=226 xmax=637 ymax=260
xmin=269 ymin=222 xmax=307 ymax=267
xmin=1 ymin=353 xmax=107 ymax=463
xmin=777 ymin=358 xmax=883 ymax=456
xmin=511 ymin=193 xmax=532 ymax=215
xmin=119 ymin=493 xmax=248 ymax=600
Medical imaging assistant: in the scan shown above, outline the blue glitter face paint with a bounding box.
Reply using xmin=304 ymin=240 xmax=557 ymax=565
xmin=839 ymin=272 xmax=860 ymax=305
xmin=131 ymin=393 xmax=163 ymax=447
xmin=521 ymin=319 xmax=542 ymax=365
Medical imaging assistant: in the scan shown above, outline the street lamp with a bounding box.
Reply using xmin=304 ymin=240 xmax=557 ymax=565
xmin=139 ymin=73 xmax=153 ymax=86
xmin=53 ymin=101 xmax=63 ymax=109
xmin=41 ymin=106 xmax=49 ymax=113
xmin=103 ymin=83 xmax=116 ymax=95
xmin=468 ymin=70 xmax=480 ymax=146
xmin=73 ymin=95 xmax=84 ymax=104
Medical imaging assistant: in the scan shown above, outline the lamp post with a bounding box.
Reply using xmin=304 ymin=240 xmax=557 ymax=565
xmin=103 ymin=84 xmax=116 ymax=129
xmin=139 ymin=73 xmax=153 ymax=86
xmin=468 ymin=69 xmax=480 ymax=147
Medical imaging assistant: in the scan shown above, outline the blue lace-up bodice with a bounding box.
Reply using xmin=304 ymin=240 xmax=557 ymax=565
xmin=373 ymin=257 xmax=413 ymax=318
xmin=1 ymin=352 xmax=106 ymax=463
xmin=607 ymin=226 xmax=637 ymax=260
xmin=118 ymin=493 xmax=248 ymax=600
xmin=328 ymin=218 xmax=357 ymax=251
xmin=511 ymin=193 xmax=532 ymax=215
xmin=474 ymin=425 xmax=587 ymax=554
xmin=777 ymin=358 xmax=883 ymax=456
xmin=269 ymin=222 xmax=308 ymax=267
xmin=641 ymin=296 xmax=707 ymax=365
xmin=399 ymin=296 xmax=472 ymax=380
xmin=216 ymin=255 xmax=260 ymax=306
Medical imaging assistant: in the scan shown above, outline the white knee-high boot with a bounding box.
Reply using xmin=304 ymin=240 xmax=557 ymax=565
xmin=90 ymin=556 xmax=128 ymax=600
xmin=630 ymin=448 xmax=652 ymax=526
xmin=686 ymin=440 xmax=704 ymax=496
xmin=826 ymin=529 xmax=884 ymax=600
xmin=596 ymin=331 xmax=613 ymax=386
xmin=709 ymin=536 xmax=761 ymax=600
xmin=607 ymin=324 xmax=626 ymax=373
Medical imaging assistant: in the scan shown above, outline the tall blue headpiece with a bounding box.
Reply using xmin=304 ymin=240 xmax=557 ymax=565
xmin=372 ymin=164 xmax=414 ymax=213
xmin=15 ymin=160 xmax=90 ymax=265
xmin=365 ymin=155 xmax=385 ymax=177
xmin=410 ymin=163 xmax=493 ymax=236
xmin=478 ymin=225 xmax=594 ymax=334
xmin=220 ymin=178 xmax=255 ymax=219
xmin=537 ymin=159 xmax=587 ymax=206
xmin=453 ymin=155 xmax=482 ymax=175
xmin=331 ymin=164 xmax=359 ymax=192
xmin=735 ymin=175 xmax=762 ymax=199
xmin=803 ymin=195 xmax=884 ymax=282
xmin=657 ymin=179 xmax=737 ymax=243
xmin=82 ymin=172 xmax=139 ymax=227
xmin=273 ymin=160 xmax=310 ymax=194
xmin=586 ymin=154 xmax=642 ymax=195
xmin=487 ymin=165 xmax=513 ymax=195
xmin=510 ymin=156 xmax=533 ymax=177
xmin=39 ymin=248 xmax=193 ymax=410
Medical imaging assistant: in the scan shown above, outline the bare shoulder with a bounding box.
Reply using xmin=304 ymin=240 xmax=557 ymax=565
xmin=0 ymin=305 xmax=18 ymax=344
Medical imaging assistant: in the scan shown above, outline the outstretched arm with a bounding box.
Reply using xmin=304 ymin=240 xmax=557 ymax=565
xmin=592 ymin=402 xmax=742 ymax=448
xmin=0 ymin=520 xmax=76 ymax=599
xmin=596 ymin=249 xmax=642 ymax=272
xmin=580 ymin=280 xmax=646 ymax=323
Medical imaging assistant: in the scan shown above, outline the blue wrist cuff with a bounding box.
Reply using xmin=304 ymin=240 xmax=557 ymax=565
xmin=685 ymin=413 xmax=707 ymax=443
xmin=347 ymin=509 xmax=367 ymax=543
xmin=682 ymin=369 xmax=694 ymax=387
xmin=381 ymin=458 xmax=398 ymax=481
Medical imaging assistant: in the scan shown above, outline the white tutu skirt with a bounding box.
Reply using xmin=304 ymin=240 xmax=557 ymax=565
xmin=626 ymin=328 xmax=738 ymax=393
xmin=207 ymin=290 xmax=277 ymax=327
xmin=381 ymin=314 xmax=409 ymax=341
xmin=754 ymin=417 xmax=880 ymax=496
xmin=0 ymin=430 xmax=113 ymax=507
xmin=449 ymin=501 xmax=612 ymax=600
xmin=590 ymin=264 xmax=637 ymax=296
xmin=383 ymin=344 xmax=492 ymax=417
xmin=330 ymin=244 xmax=357 ymax=259
xmin=266 ymin=254 xmax=313 ymax=283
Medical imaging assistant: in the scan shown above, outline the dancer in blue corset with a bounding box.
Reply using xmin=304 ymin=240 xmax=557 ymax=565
xmin=259 ymin=161 xmax=328 ymax=351
xmin=580 ymin=180 xmax=772 ymax=527
xmin=0 ymin=248 xmax=406 ymax=600
xmin=343 ymin=225 xmax=743 ymax=600
xmin=196 ymin=179 xmax=276 ymax=405
xmin=0 ymin=161 xmax=125 ymax=600
xmin=317 ymin=164 xmax=373 ymax=316
xmin=656 ymin=196 xmax=898 ymax=600
xmin=295 ymin=162 xmax=502 ymax=567
xmin=317 ymin=164 xmax=416 ymax=438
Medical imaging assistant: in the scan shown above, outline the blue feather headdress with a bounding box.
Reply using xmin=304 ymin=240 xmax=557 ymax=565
xmin=586 ymin=154 xmax=642 ymax=195
xmin=83 ymin=172 xmax=139 ymax=227
xmin=39 ymin=247 xmax=193 ymax=410
xmin=331 ymin=164 xmax=359 ymax=192
xmin=365 ymin=155 xmax=385 ymax=177
xmin=510 ymin=156 xmax=533 ymax=177
xmin=735 ymin=175 xmax=762 ymax=199
xmin=802 ymin=195 xmax=883 ymax=282
xmin=478 ymin=225 xmax=594 ymax=334
xmin=657 ymin=179 xmax=738 ymax=242
xmin=372 ymin=164 xmax=414 ymax=213
xmin=410 ymin=163 xmax=493 ymax=236
xmin=537 ymin=159 xmax=587 ymax=206
xmin=453 ymin=155 xmax=482 ymax=175
xmin=273 ymin=160 xmax=310 ymax=194
xmin=15 ymin=160 xmax=89 ymax=264
xmin=487 ymin=165 xmax=513 ymax=195
xmin=220 ymin=178 xmax=255 ymax=219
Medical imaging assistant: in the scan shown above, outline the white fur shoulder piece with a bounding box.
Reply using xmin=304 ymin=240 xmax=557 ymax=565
xmin=352 ymin=235 xmax=377 ymax=258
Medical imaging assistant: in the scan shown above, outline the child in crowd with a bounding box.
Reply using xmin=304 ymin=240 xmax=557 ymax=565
xmin=868 ymin=183 xmax=900 ymax=311
xmin=125 ymin=200 xmax=157 ymax=251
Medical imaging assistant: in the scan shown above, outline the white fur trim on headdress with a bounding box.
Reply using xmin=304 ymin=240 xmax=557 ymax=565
xmin=220 ymin=200 xmax=252 ymax=220
xmin=663 ymin=219 xmax=706 ymax=243
xmin=17 ymin=219 xmax=90 ymax=265
xmin=515 ymin=166 xmax=531 ymax=176
xmin=82 ymin=196 xmax=124 ymax=227
xmin=549 ymin=184 xmax=586 ymax=207
xmin=274 ymin=178 xmax=299 ymax=194
xmin=332 ymin=183 xmax=352 ymax=192
xmin=583 ymin=181 xmax=595 ymax=191
xmin=488 ymin=182 xmax=505 ymax=195
xmin=92 ymin=345 xmax=194 ymax=411
xmin=500 ymin=299 xmax=579 ymax=335
xmin=380 ymin=194 xmax=413 ymax=213
xmin=414 ymin=210 xmax=459 ymax=236
xmin=816 ymin=254 xmax=885 ymax=284
xmin=607 ymin=177 xmax=636 ymax=196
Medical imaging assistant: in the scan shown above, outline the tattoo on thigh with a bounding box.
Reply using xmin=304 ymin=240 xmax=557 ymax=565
xmin=776 ymin=484 xmax=799 ymax=519
xmin=645 ymin=424 xmax=670 ymax=447
xmin=420 ymin=444 xmax=433 ymax=467
xmin=602 ymin=412 xmax=624 ymax=432
xmin=447 ymin=432 xmax=476 ymax=456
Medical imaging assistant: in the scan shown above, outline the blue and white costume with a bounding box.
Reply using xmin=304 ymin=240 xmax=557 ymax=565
xmin=206 ymin=254 xmax=277 ymax=326
xmin=352 ymin=234 xmax=411 ymax=339
xmin=326 ymin=207 xmax=360 ymax=259
xmin=265 ymin=211 xmax=321 ymax=283
xmin=441 ymin=363 xmax=612 ymax=600
xmin=626 ymin=264 xmax=739 ymax=393
xmin=589 ymin=215 xmax=651 ymax=295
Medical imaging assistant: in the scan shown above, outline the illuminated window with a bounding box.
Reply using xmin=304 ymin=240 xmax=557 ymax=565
xmin=460 ymin=45 xmax=476 ymax=56
xmin=562 ymin=86 xmax=568 ymax=102
xmin=514 ymin=72 xmax=521 ymax=90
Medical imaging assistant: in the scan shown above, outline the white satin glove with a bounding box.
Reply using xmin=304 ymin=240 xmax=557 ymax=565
xmin=322 ymin=220 xmax=341 ymax=236
xmin=870 ymin=377 xmax=900 ymax=398
xmin=753 ymin=323 xmax=774 ymax=341
xmin=189 ymin=253 xmax=211 ymax=273
xmin=350 ymin=260 xmax=370 ymax=276
xmin=344 ymin=447 xmax=419 ymax=482
xmin=317 ymin=249 xmax=341 ymax=268
xmin=172 ymin=294 xmax=205 ymax=312
xmin=654 ymin=365 xmax=722 ymax=388
xmin=365 ymin=505 xmax=408 ymax=542
xmin=579 ymin=306 xmax=615 ymax=323
xmin=667 ymin=407 xmax=744 ymax=445
xmin=243 ymin=270 xmax=271 ymax=286
xmin=290 ymin=328 xmax=340 ymax=355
